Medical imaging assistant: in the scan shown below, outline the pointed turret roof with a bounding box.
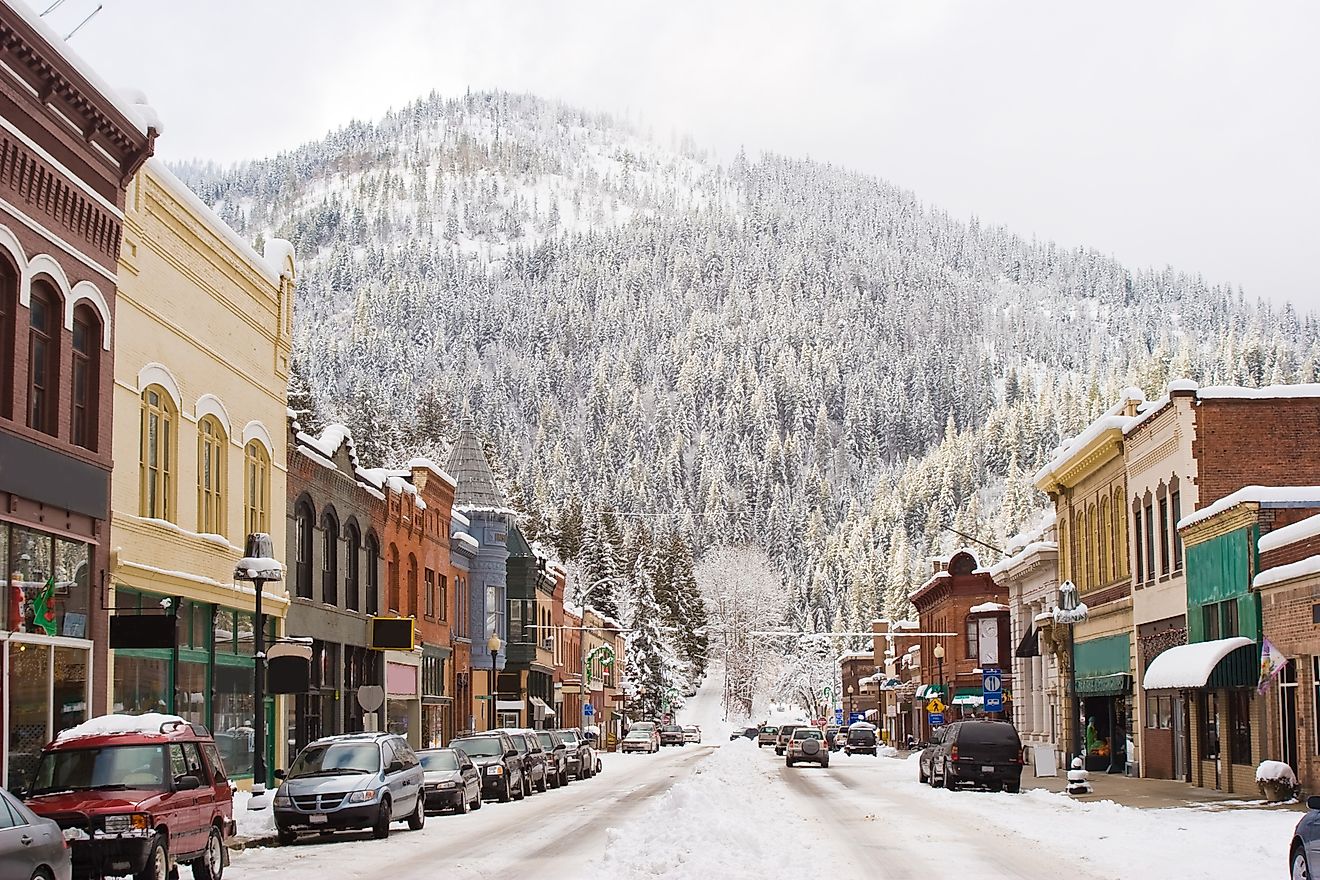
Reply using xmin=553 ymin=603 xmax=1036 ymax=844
xmin=444 ymin=418 xmax=511 ymax=510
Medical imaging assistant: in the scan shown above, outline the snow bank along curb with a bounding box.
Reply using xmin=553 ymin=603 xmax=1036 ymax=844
xmin=598 ymin=741 xmax=829 ymax=878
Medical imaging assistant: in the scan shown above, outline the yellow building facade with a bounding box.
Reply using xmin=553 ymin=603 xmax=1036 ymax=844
xmin=1034 ymin=390 xmax=1142 ymax=770
xmin=108 ymin=158 xmax=295 ymax=784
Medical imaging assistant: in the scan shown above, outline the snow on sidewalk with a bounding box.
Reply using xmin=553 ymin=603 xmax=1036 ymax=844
xmin=597 ymin=739 xmax=835 ymax=878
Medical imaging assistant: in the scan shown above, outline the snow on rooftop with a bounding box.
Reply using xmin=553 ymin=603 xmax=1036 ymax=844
xmin=56 ymin=712 xmax=186 ymax=743
xmin=1034 ymin=389 xmax=1146 ymax=485
xmin=452 ymin=530 xmax=479 ymax=551
xmin=407 ymin=457 xmax=458 ymax=487
xmin=1177 ymin=485 xmax=1320 ymax=531
xmin=969 ymin=602 xmax=1010 ymax=614
xmin=1197 ymin=382 xmax=1320 ymax=399
xmin=1142 ymin=637 xmax=1253 ymax=690
xmin=1259 ymin=511 xmax=1320 ymax=555
xmin=1254 ymin=553 xmax=1320 ymax=590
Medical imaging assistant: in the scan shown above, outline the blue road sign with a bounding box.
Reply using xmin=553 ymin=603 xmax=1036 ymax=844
xmin=848 ymin=712 xmax=865 ymax=725
xmin=982 ymin=668 xmax=1004 ymax=713
xmin=834 ymin=709 xmax=844 ymax=725
xmin=583 ymin=703 xmax=595 ymax=717
xmin=929 ymin=712 xmax=945 ymax=726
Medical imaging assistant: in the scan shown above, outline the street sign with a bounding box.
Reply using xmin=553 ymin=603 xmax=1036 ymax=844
xmin=848 ymin=712 xmax=865 ymax=724
xmin=583 ymin=703 xmax=595 ymax=717
xmin=929 ymin=712 xmax=945 ymax=726
xmin=926 ymin=697 xmax=946 ymax=715
xmin=834 ymin=709 xmax=844 ymax=725
xmin=983 ymin=668 xmax=1004 ymax=713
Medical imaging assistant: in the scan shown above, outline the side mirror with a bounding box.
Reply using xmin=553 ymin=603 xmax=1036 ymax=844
xmin=505 ymin=750 xmax=518 ymax=759
xmin=176 ymin=775 xmax=202 ymax=791
xmin=273 ymin=769 xmax=286 ymax=780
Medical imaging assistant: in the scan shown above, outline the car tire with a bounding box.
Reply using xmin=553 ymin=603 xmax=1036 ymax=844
xmin=919 ymin=765 xmax=929 ymax=784
xmin=538 ymin=772 xmax=549 ymax=793
xmin=191 ymin=824 xmax=225 ymax=880
xmin=786 ymin=759 xmax=795 ymax=767
xmin=472 ymin=790 xmax=483 ymax=810
xmin=276 ymin=826 xmax=297 ymax=846
xmin=29 ymin=869 xmax=54 ymax=880
xmin=456 ymin=792 xmax=470 ymax=814
xmin=372 ymin=798 xmax=392 ymax=839
xmin=560 ymin=770 xmax=570 ymax=787
xmin=1292 ymin=845 xmax=1311 ymax=880
xmin=135 ymin=834 xmax=169 ymax=880
xmin=500 ymin=778 xmax=512 ymax=803
xmin=822 ymin=759 xmax=830 ymax=768
xmin=514 ymin=775 xmax=526 ymax=800
xmin=1005 ymin=781 xmax=1021 ymax=794
xmin=943 ymin=763 xmax=956 ymax=790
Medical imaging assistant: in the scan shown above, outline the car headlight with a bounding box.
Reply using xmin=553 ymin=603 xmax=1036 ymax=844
xmin=103 ymin=813 xmax=150 ymax=834
xmin=437 ymin=781 xmax=457 ymax=789
xmin=347 ymin=789 xmax=379 ymax=803
xmin=486 ymin=765 xmax=503 ymax=775
xmin=273 ymin=795 xmax=291 ymax=807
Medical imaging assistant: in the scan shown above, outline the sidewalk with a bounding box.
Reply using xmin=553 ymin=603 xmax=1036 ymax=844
xmin=1025 ymin=767 xmax=1304 ymax=811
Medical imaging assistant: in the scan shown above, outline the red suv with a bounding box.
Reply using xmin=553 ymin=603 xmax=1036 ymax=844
xmin=23 ymin=713 xmax=235 ymax=880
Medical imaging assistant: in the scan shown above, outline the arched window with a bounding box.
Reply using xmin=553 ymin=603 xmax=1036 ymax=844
xmin=1098 ymin=495 xmax=1111 ymax=585
xmin=1086 ymin=503 xmax=1098 ymax=586
xmin=388 ymin=544 xmax=400 ymax=612
xmin=244 ymin=441 xmax=270 ymax=536
xmin=365 ymin=533 xmax=380 ymax=615
xmin=27 ymin=281 xmax=60 ymax=435
xmin=406 ymin=553 xmax=419 ymax=618
xmin=1058 ymin=518 xmax=1070 ymax=583
xmin=70 ymin=303 xmax=100 ymax=449
xmin=345 ymin=521 xmax=362 ymax=612
xmin=140 ymin=385 xmax=176 ymax=520
xmin=1073 ymin=510 xmax=1086 ymax=589
xmin=0 ymin=257 xmax=15 ymax=419
xmin=1113 ymin=488 xmax=1128 ymax=578
xmin=294 ymin=499 xmax=315 ymax=599
xmin=321 ymin=508 xmax=339 ymax=606
xmin=197 ymin=415 xmax=226 ymax=535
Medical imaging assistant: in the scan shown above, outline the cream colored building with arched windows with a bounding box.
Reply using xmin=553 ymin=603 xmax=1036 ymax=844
xmin=108 ymin=158 xmax=295 ymax=785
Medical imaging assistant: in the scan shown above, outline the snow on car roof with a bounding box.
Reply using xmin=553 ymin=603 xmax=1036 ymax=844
xmin=55 ymin=712 xmax=188 ymax=743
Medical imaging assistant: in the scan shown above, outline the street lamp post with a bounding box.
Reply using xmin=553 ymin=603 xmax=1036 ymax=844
xmin=933 ymin=643 xmax=946 ymax=713
xmin=1052 ymin=580 xmax=1088 ymax=766
xmin=487 ymin=634 xmax=502 ymax=731
xmin=234 ymin=534 xmax=283 ymax=793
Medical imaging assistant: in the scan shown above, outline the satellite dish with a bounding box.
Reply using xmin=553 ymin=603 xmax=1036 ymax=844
xmin=357 ymin=685 xmax=385 ymax=713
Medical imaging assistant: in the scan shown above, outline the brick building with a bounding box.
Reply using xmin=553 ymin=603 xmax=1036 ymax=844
xmin=450 ymin=510 xmax=478 ymax=735
xmin=839 ymin=651 xmax=876 ymax=723
xmin=909 ymin=550 xmax=1011 ymax=739
xmin=0 ymin=4 xmax=153 ymax=790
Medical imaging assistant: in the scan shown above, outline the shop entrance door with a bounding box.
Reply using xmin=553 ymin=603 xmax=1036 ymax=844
xmin=1173 ymin=694 xmax=1189 ymax=782
xmin=1281 ymin=661 xmax=1299 ymax=773
xmin=4 ymin=637 xmax=92 ymax=791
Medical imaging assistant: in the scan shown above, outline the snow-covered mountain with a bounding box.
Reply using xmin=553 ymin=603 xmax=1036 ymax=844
xmin=175 ymin=90 xmax=1320 ymax=640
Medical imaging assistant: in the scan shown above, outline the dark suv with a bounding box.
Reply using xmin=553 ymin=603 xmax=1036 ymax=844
xmin=535 ymin=730 xmax=571 ymax=788
xmin=450 ymin=733 xmax=524 ymax=802
xmin=920 ymin=720 xmax=1023 ymax=792
xmin=496 ymin=729 xmax=549 ymax=796
xmin=554 ymin=728 xmax=595 ymax=779
xmin=25 ymin=714 xmax=235 ymax=880
xmin=845 ymin=723 xmax=878 ymax=756
xmin=659 ymin=724 xmax=686 ymax=747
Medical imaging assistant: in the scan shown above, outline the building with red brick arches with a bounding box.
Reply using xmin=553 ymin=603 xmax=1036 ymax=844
xmin=839 ymin=651 xmax=877 ymax=725
xmin=909 ymin=551 xmax=1011 ymax=739
xmin=0 ymin=4 xmax=154 ymax=790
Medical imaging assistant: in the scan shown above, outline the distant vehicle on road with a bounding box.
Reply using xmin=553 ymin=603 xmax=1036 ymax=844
xmin=845 ymin=722 xmax=878 ymax=756
xmin=774 ymin=724 xmax=806 ymax=756
xmin=625 ymin=721 xmax=661 ymax=751
xmin=785 ymin=728 xmax=830 ymax=768
xmin=417 ymin=748 xmax=482 ymax=814
xmin=273 ymin=731 xmax=425 ymax=845
xmin=1291 ymin=795 xmax=1320 ymax=879
xmin=449 ymin=733 xmax=524 ymax=803
xmin=731 ymin=726 xmax=758 ymax=741
xmin=620 ymin=729 xmax=659 ymax=754
xmin=921 ymin=720 xmax=1023 ymax=792
xmin=660 ymin=724 xmax=686 ymax=747
xmin=757 ymin=726 xmax=780 ymax=748
xmin=682 ymin=724 xmax=702 ymax=743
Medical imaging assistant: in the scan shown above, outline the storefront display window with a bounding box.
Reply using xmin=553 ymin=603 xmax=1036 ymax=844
xmin=175 ymin=661 xmax=207 ymax=726
xmin=214 ymin=664 xmax=255 ymax=777
xmin=387 ymin=700 xmax=411 ymax=738
xmin=6 ymin=527 xmax=90 ymax=637
xmin=114 ymin=654 xmax=170 ymax=714
xmin=1228 ymin=690 xmax=1251 ymax=765
xmin=6 ymin=640 xmax=91 ymax=791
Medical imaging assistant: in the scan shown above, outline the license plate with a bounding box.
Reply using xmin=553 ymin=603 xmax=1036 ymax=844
xmin=981 ymin=765 xmax=995 ymax=773
xmin=309 ymin=814 xmax=327 ymax=824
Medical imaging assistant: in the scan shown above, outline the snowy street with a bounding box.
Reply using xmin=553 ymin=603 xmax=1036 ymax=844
xmin=227 ymin=672 xmax=1299 ymax=880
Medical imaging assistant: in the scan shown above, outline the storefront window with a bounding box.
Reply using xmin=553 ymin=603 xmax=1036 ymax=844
xmin=214 ymin=664 xmax=255 ymax=778
xmin=387 ymin=700 xmax=411 ymax=738
xmin=1199 ymin=692 xmax=1219 ymax=759
xmin=175 ymin=661 xmax=207 ymax=726
xmin=236 ymin=613 xmax=255 ymax=656
xmin=7 ymin=527 xmax=90 ymax=638
xmin=53 ymin=646 xmax=88 ymax=735
xmin=1228 ymin=691 xmax=1251 ymax=765
xmin=8 ymin=643 xmax=50 ymax=791
xmin=114 ymin=654 xmax=170 ymax=714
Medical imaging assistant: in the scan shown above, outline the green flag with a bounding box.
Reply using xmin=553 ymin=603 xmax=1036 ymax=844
xmin=31 ymin=576 xmax=57 ymax=636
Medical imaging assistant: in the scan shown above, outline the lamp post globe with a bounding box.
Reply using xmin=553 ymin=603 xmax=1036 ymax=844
xmin=933 ymin=643 xmax=946 ymax=709
xmin=487 ymin=634 xmax=501 ymax=731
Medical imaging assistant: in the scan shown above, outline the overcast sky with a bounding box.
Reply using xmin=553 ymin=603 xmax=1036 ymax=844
xmin=51 ymin=0 xmax=1319 ymax=310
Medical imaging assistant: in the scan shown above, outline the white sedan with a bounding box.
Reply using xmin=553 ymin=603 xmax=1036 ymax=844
xmin=682 ymin=724 xmax=701 ymax=743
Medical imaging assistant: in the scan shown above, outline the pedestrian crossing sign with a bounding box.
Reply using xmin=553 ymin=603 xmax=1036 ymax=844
xmin=926 ymin=697 xmax=946 ymax=714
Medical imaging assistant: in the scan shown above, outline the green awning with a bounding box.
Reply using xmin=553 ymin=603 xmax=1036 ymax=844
xmin=1075 ymin=633 xmax=1131 ymax=678
xmin=915 ymin=684 xmax=946 ymax=700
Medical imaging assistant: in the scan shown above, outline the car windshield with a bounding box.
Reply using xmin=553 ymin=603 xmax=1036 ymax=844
xmin=631 ymin=722 xmax=655 ymax=730
xmin=662 ymin=725 xmax=682 ymax=732
xmin=537 ymin=733 xmax=556 ymax=749
xmin=418 ymin=751 xmax=460 ymax=771
xmin=288 ymin=742 xmax=381 ymax=778
xmin=509 ymin=736 xmax=530 ymax=754
xmin=30 ymin=745 xmax=167 ymax=794
xmin=625 ymin=731 xmax=649 ymax=740
xmin=451 ymin=738 xmax=504 ymax=758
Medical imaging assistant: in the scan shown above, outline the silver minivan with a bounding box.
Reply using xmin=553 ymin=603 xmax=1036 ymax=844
xmin=272 ymin=732 xmax=426 ymax=844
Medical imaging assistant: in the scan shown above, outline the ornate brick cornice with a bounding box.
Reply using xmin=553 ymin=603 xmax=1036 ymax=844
xmin=1180 ymin=504 xmax=1257 ymax=546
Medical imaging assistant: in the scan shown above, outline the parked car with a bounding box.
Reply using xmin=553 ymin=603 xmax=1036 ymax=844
xmin=449 ymin=733 xmax=523 ymax=803
xmin=554 ymin=728 xmax=595 ymax=779
xmin=659 ymin=724 xmax=686 ymax=747
xmin=682 ymin=725 xmax=702 ymax=743
xmin=416 ymin=748 xmax=482 ymax=814
xmin=272 ymin=732 xmax=425 ymax=844
xmin=774 ymin=724 xmax=805 ymax=756
xmin=535 ymin=730 xmax=571 ymax=788
xmin=25 ymin=713 xmax=235 ymax=880
xmin=0 ymin=785 xmax=71 ymax=880
xmin=620 ymin=729 xmax=658 ymax=754
xmin=824 ymin=725 xmax=841 ymax=746
xmin=845 ymin=722 xmax=878 ymax=756
xmin=730 ymin=726 xmax=758 ymax=741
xmin=785 ymin=727 xmax=830 ymax=768
xmin=1290 ymin=795 xmax=1320 ymax=879
xmin=921 ymin=720 xmax=1023 ymax=792
xmin=757 ymin=726 xmax=780 ymax=748
xmin=625 ymin=722 xmax=661 ymax=752
xmin=832 ymin=731 xmax=848 ymax=752
xmin=496 ymin=730 xmax=549 ymax=796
